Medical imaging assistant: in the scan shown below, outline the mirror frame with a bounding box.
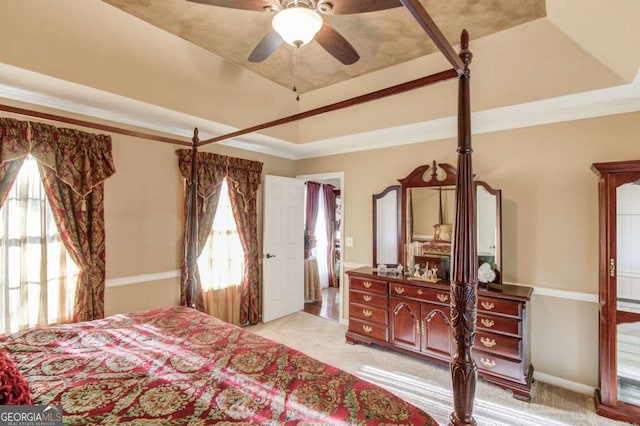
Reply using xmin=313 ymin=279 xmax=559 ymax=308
xmin=372 ymin=185 xmax=402 ymax=267
xmin=398 ymin=162 xmax=502 ymax=283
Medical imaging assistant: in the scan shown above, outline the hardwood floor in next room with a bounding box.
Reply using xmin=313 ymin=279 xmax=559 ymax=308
xmin=303 ymin=287 xmax=340 ymax=321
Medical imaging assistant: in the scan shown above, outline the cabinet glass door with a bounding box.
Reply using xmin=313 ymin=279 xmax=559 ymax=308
xmin=616 ymin=179 xmax=640 ymax=406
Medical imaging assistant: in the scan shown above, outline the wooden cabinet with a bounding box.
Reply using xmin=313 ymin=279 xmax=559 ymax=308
xmin=347 ymin=276 xmax=388 ymax=342
xmin=473 ymin=292 xmax=532 ymax=401
xmin=346 ymin=267 xmax=533 ymax=401
xmin=388 ymin=284 xmax=453 ymax=362
xmin=592 ymin=160 xmax=640 ymax=424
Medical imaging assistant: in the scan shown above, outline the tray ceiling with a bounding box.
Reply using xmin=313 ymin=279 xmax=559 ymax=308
xmin=102 ymin=0 xmax=546 ymax=93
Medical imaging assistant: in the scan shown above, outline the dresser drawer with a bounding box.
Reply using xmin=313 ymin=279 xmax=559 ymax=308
xmin=474 ymin=331 xmax=521 ymax=359
xmin=478 ymin=314 xmax=521 ymax=337
xmin=474 ymin=351 xmax=527 ymax=383
xmin=478 ymin=296 xmax=522 ymax=318
xmin=348 ymin=318 xmax=387 ymax=341
xmin=350 ymin=302 xmax=387 ymax=325
xmin=350 ymin=290 xmax=387 ymax=308
xmin=389 ymin=283 xmax=451 ymax=305
xmin=350 ymin=276 xmax=387 ymax=294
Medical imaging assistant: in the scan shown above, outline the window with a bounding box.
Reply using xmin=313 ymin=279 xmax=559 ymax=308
xmin=0 ymin=155 xmax=79 ymax=334
xmin=198 ymin=178 xmax=244 ymax=290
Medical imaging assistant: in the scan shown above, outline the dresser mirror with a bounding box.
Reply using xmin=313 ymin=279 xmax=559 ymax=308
xmin=398 ymin=161 xmax=502 ymax=283
xmin=372 ymin=185 xmax=402 ymax=267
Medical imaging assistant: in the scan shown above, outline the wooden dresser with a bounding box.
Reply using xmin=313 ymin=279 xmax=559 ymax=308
xmin=346 ymin=267 xmax=534 ymax=401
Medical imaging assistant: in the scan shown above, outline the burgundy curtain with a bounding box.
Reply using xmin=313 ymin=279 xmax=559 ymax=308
xmin=177 ymin=149 xmax=226 ymax=311
xmin=305 ymin=181 xmax=321 ymax=234
xmin=0 ymin=119 xmax=29 ymax=208
xmin=226 ymin=157 xmax=263 ymax=325
xmin=29 ymin=122 xmax=115 ymax=322
xmin=322 ymin=184 xmax=337 ymax=287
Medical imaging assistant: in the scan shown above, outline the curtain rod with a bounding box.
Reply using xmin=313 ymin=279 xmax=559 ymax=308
xmin=0 ymin=104 xmax=192 ymax=147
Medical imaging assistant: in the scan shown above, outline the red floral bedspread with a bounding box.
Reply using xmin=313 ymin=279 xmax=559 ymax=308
xmin=0 ymin=306 xmax=438 ymax=425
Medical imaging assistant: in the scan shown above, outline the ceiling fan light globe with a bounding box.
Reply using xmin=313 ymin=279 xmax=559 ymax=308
xmin=272 ymin=7 xmax=323 ymax=47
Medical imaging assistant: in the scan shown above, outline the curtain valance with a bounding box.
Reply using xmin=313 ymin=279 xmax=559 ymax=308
xmin=177 ymin=150 xmax=227 ymax=201
xmin=30 ymin=122 xmax=115 ymax=200
xmin=176 ymin=150 xmax=263 ymax=203
xmin=0 ymin=118 xmax=30 ymax=164
xmin=0 ymin=118 xmax=115 ymax=204
xmin=226 ymin=156 xmax=263 ymax=206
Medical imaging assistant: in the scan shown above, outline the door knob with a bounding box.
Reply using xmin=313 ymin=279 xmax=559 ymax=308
xmin=265 ymin=253 xmax=276 ymax=259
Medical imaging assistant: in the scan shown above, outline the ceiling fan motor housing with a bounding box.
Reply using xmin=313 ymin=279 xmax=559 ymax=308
xmin=278 ymin=0 xmax=333 ymax=14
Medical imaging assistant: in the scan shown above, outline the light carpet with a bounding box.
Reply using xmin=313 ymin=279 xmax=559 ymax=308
xmin=248 ymin=311 xmax=632 ymax=426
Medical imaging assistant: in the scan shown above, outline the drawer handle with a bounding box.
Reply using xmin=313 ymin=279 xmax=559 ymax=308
xmin=363 ymin=309 xmax=373 ymax=317
xmin=363 ymin=281 xmax=372 ymax=289
xmin=480 ymin=337 xmax=497 ymax=348
xmin=362 ymin=295 xmax=372 ymax=302
xmin=481 ymin=301 xmax=495 ymax=310
xmin=417 ymin=289 xmax=424 ymax=295
xmin=480 ymin=357 xmax=496 ymax=368
xmin=394 ymin=286 xmax=405 ymax=294
xmin=480 ymin=318 xmax=495 ymax=328
xmin=362 ymin=325 xmax=373 ymax=334
xmin=437 ymin=294 xmax=449 ymax=302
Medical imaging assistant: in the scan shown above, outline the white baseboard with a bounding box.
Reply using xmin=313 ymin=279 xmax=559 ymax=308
xmin=106 ymin=270 xmax=180 ymax=288
xmin=533 ymin=371 xmax=595 ymax=395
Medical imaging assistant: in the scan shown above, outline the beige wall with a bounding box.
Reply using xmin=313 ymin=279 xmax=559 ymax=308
xmin=104 ymin=134 xmax=296 ymax=315
xmin=295 ymin=111 xmax=640 ymax=387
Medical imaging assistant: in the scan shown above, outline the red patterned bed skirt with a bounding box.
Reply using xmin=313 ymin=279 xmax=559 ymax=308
xmin=0 ymin=306 xmax=438 ymax=425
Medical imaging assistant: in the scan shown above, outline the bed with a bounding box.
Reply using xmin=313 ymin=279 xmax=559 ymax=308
xmin=0 ymin=1 xmax=480 ymax=424
xmin=1 ymin=305 xmax=438 ymax=424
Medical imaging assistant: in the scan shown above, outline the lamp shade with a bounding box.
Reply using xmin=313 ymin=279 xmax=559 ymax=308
xmin=272 ymin=7 xmax=323 ymax=47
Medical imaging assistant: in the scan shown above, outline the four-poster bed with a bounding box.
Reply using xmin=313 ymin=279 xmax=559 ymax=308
xmin=1 ymin=1 xmax=482 ymax=424
xmin=182 ymin=0 xmax=482 ymax=423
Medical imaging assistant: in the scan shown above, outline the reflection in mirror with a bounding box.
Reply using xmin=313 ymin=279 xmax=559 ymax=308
xmin=373 ymin=185 xmax=401 ymax=266
xmin=409 ymin=187 xmax=455 ymax=240
xmin=616 ymin=180 xmax=640 ymax=406
xmin=477 ymin=185 xmax=498 ymax=267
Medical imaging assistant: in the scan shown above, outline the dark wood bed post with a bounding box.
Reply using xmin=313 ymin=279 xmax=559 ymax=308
xmin=449 ymin=29 xmax=478 ymax=426
xmin=184 ymin=128 xmax=199 ymax=309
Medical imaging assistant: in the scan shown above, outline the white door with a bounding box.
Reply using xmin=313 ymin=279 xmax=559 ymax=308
xmin=262 ymin=175 xmax=305 ymax=322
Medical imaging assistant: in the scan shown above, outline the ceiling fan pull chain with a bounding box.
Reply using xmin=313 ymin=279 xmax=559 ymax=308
xmin=293 ymin=46 xmax=300 ymax=101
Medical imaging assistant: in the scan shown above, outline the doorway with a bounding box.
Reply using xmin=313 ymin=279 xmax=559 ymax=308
xmin=297 ymin=172 xmax=344 ymax=322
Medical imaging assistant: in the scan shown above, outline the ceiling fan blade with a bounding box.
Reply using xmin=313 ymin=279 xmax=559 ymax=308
xmin=185 ymin=0 xmax=277 ymax=12
xmin=248 ymin=31 xmax=283 ymax=62
xmin=325 ymin=0 xmax=402 ymax=15
xmin=315 ymin=24 xmax=360 ymax=65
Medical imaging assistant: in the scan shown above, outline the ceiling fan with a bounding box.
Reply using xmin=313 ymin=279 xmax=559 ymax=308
xmin=186 ymin=0 xmax=403 ymax=65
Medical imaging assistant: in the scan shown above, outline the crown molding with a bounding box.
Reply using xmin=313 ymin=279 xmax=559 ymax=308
xmin=0 ymin=63 xmax=638 ymax=160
